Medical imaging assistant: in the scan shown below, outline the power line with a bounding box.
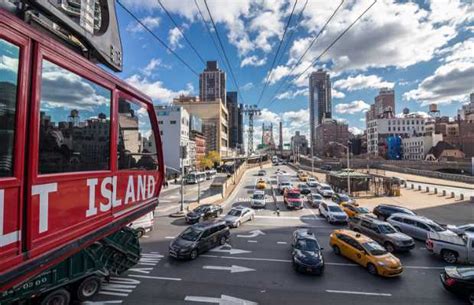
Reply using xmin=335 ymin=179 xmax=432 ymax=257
xmin=156 ymin=0 xmax=206 ymax=66
xmin=203 ymin=0 xmax=245 ymax=103
xmin=116 ymin=0 xmax=199 ymax=76
xmin=256 ymin=0 xmax=299 ymax=106
xmin=266 ymin=0 xmax=376 ymax=109
xmin=262 ymin=0 xmax=344 ymax=107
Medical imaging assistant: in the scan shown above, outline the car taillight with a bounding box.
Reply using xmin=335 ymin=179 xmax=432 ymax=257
xmin=426 ymin=239 xmax=433 ymax=250
xmin=444 ymin=277 xmax=456 ymax=287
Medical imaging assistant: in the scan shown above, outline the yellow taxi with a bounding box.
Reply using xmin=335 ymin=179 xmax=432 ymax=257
xmin=329 ymin=229 xmax=403 ymax=277
xmin=297 ymin=171 xmax=309 ymax=182
xmin=256 ymin=178 xmax=266 ymax=189
xmin=340 ymin=203 xmax=370 ymax=218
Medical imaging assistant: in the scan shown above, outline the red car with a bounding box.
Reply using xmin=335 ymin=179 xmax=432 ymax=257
xmin=284 ymin=189 xmax=303 ymax=210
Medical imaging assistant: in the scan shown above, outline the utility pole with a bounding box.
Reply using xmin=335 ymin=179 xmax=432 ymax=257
xmin=311 ymin=144 xmax=314 ymax=175
xmin=242 ymin=105 xmax=261 ymax=156
xmin=180 ymin=145 xmax=187 ymax=212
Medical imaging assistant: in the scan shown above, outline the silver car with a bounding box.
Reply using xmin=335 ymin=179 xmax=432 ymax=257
xmin=446 ymin=223 xmax=474 ymax=235
xmin=387 ymin=213 xmax=456 ymax=240
xmin=224 ymin=206 xmax=255 ymax=228
xmin=307 ymin=193 xmax=324 ymax=208
xmin=348 ymin=214 xmax=415 ymax=252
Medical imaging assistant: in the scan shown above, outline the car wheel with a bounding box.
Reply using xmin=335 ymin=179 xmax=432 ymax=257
xmin=219 ymin=236 xmax=227 ymax=245
xmin=332 ymin=245 xmax=341 ymax=255
xmin=136 ymin=228 xmax=146 ymax=239
xmin=367 ymin=263 xmax=378 ymax=276
xmin=235 ymin=221 xmax=241 ymax=228
xmin=352 ymin=228 xmax=360 ymax=233
xmin=384 ymin=242 xmax=395 ymax=253
xmin=75 ymin=276 xmax=102 ymax=301
xmin=441 ymin=250 xmax=458 ymax=264
xmin=469 ymin=292 xmax=474 ymax=304
xmin=40 ymin=289 xmax=70 ymax=305
xmin=190 ymin=249 xmax=198 ymax=260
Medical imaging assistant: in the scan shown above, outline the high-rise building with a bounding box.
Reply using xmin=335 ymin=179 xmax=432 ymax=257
xmin=279 ymin=121 xmax=283 ymax=152
xmin=226 ymin=91 xmax=240 ymax=149
xmin=365 ymin=88 xmax=395 ymax=122
xmin=309 ymin=69 xmax=332 ymax=149
xmin=199 ymin=61 xmax=226 ymax=104
xmin=290 ymin=131 xmax=308 ymax=155
xmin=314 ymin=119 xmax=349 ymax=157
xmin=237 ymin=104 xmax=244 ymax=152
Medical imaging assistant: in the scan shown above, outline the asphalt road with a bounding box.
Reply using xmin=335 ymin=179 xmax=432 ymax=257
xmin=81 ymin=165 xmax=469 ymax=305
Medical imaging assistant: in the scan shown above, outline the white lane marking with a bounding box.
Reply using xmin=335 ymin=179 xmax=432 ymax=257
xmin=185 ymin=295 xmax=258 ymax=304
xmin=404 ymin=265 xmax=444 ymax=270
xmin=237 ymin=230 xmax=266 ymax=238
xmin=128 ymin=274 xmax=182 ymax=281
xmin=165 ymin=236 xmax=175 ymax=239
xmin=245 ymin=223 xmax=331 ymax=228
xmin=303 ymin=201 xmax=319 ymax=220
xmin=255 ymin=215 xmax=324 ymax=221
xmin=209 ymin=244 xmax=252 ymax=255
xmin=203 ymin=265 xmax=255 ymax=273
xmin=277 ymin=241 xmax=287 ymax=245
xmin=184 ymin=296 xmax=220 ymax=303
xmin=156 ymin=205 xmax=181 ymax=213
xmin=248 ymin=240 xmax=258 ymax=243
xmin=98 ymin=291 xmax=129 ymax=297
xmin=326 ymin=290 xmax=391 ymax=297
xmin=142 ymin=235 xmax=150 ymax=239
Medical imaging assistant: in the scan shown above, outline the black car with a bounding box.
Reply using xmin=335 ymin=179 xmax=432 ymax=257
xmin=440 ymin=266 xmax=474 ymax=303
xmin=373 ymin=204 xmax=416 ymax=221
xmin=298 ymin=184 xmax=311 ymax=195
xmin=169 ymin=221 xmax=230 ymax=260
xmin=320 ymin=164 xmax=332 ymax=171
xmin=291 ymin=229 xmax=324 ymax=275
xmin=185 ymin=204 xmax=223 ymax=224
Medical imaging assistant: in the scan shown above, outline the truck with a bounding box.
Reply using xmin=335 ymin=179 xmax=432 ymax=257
xmin=277 ymin=173 xmax=292 ymax=194
xmin=283 ymin=188 xmax=303 ymax=210
xmin=426 ymin=231 xmax=474 ymax=264
xmin=0 ymin=2 xmax=164 ymax=302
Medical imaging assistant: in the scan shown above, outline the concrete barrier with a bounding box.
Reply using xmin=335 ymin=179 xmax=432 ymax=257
xmin=451 ymin=192 xmax=455 ymax=198
xmin=418 ymin=185 xmax=421 ymax=191
xmin=411 ymin=184 xmax=414 ymax=189
xmin=442 ymin=190 xmax=446 ymax=196
xmin=426 ymin=186 xmax=429 ymax=193
xmin=470 ymin=196 xmax=474 ymax=203
xmin=460 ymin=194 xmax=464 ymax=200
xmin=434 ymin=188 xmax=437 ymax=194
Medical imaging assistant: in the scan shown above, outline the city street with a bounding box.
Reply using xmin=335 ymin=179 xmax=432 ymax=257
xmin=81 ymin=165 xmax=469 ymax=305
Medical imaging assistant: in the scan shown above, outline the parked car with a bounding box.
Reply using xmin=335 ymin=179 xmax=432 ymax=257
xmin=251 ymin=190 xmax=267 ymax=209
xmin=440 ymin=266 xmax=474 ymax=303
xmin=298 ymin=183 xmax=311 ymax=195
xmin=332 ymin=193 xmax=356 ymax=205
xmin=447 ymin=223 xmax=474 ymax=235
xmin=284 ymin=188 xmax=303 ymax=210
xmin=307 ymin=193 xmax=324 ymax=208
xmin=426 ymin=231 xmax=474 ymax=264
xmin=320 ymin=164 xmax=332 ymax=171
xmin=329 ymin=229 xmax=403 ymax=277
xmin=257 ymin=169 xmax=266 ymax=176
xmin=291 ymin=229 xmax=324 ymax=275
xmin=318 ymin=184 xmax=335 ymax=198
xmin=169 ymin=221 xmax=230 ymax=260
xmin=387 ymin=213 xmax=456 ymax=240
xmin=185 ymin=204 xmax=223 ymax=224
xmin=373 ymin=204 xmax=416 ymax=221
xmin=256 ymin=178 xmax=266 ymax=189
xmin=319 ymin=202 xmax=348 ymax=224
xmin=224 ymin=206 xmax=255 ymax=228
xmin=307 ymin=177 xmax=319 ymax=187
xmin=348 ymin=215 xmax=415 ymax=252
xmin=341 ymin=203 xmax=370 ymax=218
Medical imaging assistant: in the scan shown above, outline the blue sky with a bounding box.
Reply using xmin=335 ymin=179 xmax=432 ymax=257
xmin=113 ymin=0 xmax=473 ymax=143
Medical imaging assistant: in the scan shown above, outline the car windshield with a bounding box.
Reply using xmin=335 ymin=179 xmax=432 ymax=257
xmin=378 ymin=224 xmax=397 ymax=234
xmin=180 ymin=227 xmax=203 ymax=241
xmin=299 ymin=185 xmax=308 ymax=189
xmin=321 ymin=186 xmax=332 ymax=191
xmin=339 ymin=195 xmax=350 ymax=201
xmin=313 ymin=194 xmax=323 ymax=199
xmin=228 ymin=209 xmax=242 ymax=216
xmin=328 ymin=206 xmax=343 ymax=212
xmin=194 ymin=206 xmax=209 ymax=213
xmin=295 ymin=239 xmax=320 ymax=251
xmin=356 ymin=207 xmax=369 ymax=213
xmin=287 ymin=192 xmax=301 ymax=199
xmin=253 ymin=193 xmax=264 ymax=200
xmin=427 ymin=222 xmax=445 ymax=232
xmin=362 ymin=241 xmax=388 ymax=256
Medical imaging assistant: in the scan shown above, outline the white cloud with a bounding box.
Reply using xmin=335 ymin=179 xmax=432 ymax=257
xmin=168 ymin=26 xmax=184 ymax=50
xmin=256 ymin=108 xmax=280 ymax=123
xmin=126 ymin=16 xmax=160 ymax=33
xmin=0 ymin=55 xmax=18 ymax=73
xmin=142 ymin=58 xmax=170 ymax=76
xmin=240 ymin=55 xmax=267 ymax=67
xmin=241 ymin=82 xmax=254 ymax=91
xmin=404 ymin=38 xmax=474 ymax=105
xmin=332 ymin=88 xmax=345 ymax=99
xmin=349 ymin=127 xmax=363 ymax=135
xmin=335 ymin=100 xmax=370 ymax=114
xmin=334 ymin=74 xmax=394 ymax=91
xmin=276 ymin=88 xmax=307 ymax=100
xmin=125 ymin=74 xmax=192 ymax=104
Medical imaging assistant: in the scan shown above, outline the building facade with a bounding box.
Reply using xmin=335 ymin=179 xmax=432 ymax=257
xmin=155 ymin=105 xmax=193 ymax=173
xmin=366 ymin=88 xmax=395 ymax=122
xmin=402 ymin=133 xmax=443 ymax=161
xmin=189 ymin=114 xmax=206 ymax=168
xmin=173 ymin=96 xmax=230 ymax=157
xmin=290 ymin=131 xmax=308 ymax=155
xmin=314 ymin=119 xmax=349 ymax=157
xmin=226 ymin=91 xmax=242 ymax=149
xmin=309 ymin=69 xmax=332 ymax=149
xmin=199 ymin=61 xmax=226 ymax=103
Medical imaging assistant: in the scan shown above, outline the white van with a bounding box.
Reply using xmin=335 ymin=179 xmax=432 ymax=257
xmin=129 ymin=211 xmax=154 ymax=238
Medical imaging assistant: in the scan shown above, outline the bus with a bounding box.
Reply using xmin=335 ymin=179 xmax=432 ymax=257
xmin=186 ymin=172 xmax=206 ymax=184
xmin=205 ymin=169 xmax=217 ymax=180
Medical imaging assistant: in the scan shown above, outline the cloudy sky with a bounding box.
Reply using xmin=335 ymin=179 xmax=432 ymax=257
xmin=114 ymin=0 xmax=473 ymax=144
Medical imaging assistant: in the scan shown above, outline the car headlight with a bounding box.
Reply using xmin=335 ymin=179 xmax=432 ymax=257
xmin=377 ymin=261 xmax=386 ymax=266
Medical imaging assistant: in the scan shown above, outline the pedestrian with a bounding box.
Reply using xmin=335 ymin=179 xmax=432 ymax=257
xmin=275 ymin=206 xmax=280 ymax=217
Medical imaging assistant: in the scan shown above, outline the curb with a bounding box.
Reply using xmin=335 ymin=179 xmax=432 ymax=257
xmin=169 ymin=211 xmax=186 ymax=218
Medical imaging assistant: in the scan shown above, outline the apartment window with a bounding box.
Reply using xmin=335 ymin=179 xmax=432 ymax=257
xmin=170 ymin=120 xmax=177 ymax=125
xmin=158 ymin=120 xmax=163 ymax=124
xmin=38 ymin=60 xmax=111 ymax=174
xmin=388 ymin=127 xmax=391 ymax=131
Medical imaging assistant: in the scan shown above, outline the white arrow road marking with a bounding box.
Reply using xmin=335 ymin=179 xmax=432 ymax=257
xmin=83 ymin=301 xmax=123 ymax=304
xmin=128 ymin=274 xmax=182 ymax=281
xmin=185 ymin=295 xmax=258 ymax=304
xmin=210 ymin=244 xmax=252 ymax=255
xmin=237 ymin=230 xmax=266 ymax=238
xmin=276 ymin=241 xmax=287 ymax=245
xmin=203 ymin=265 xmax=255 ymax=273
xmin=326 ymin=290 xmax=392 ymax=297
